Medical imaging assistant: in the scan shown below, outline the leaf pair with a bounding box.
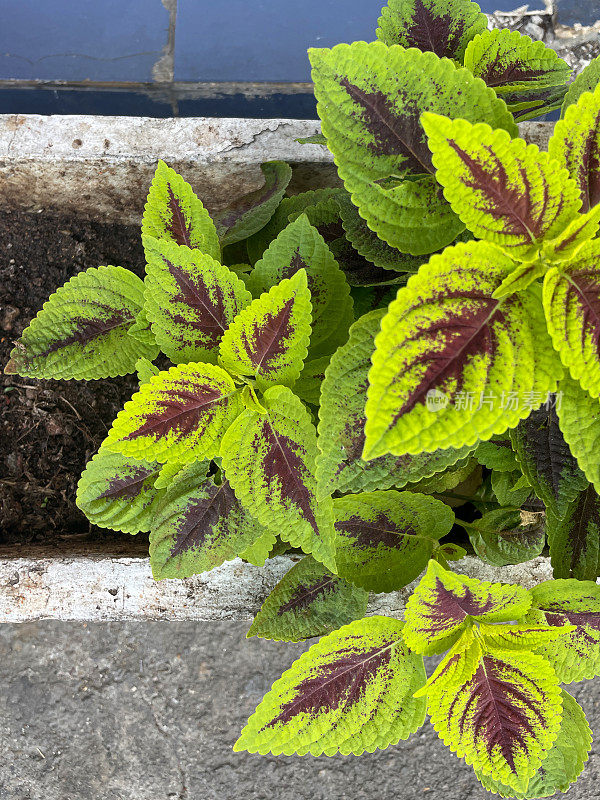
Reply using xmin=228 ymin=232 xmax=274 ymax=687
xmin=101 ymin=246 xmax=314 ymax=459
xmin=310 ymin=41 xmax=517 ymax=256
xmin=97 ymin=326 xmax=339 ymax=571
xmin=144 ymin=165 xmax=354 ymax=377
xmin=364 ymin=83 xmax=600 ymax=462
xmin=405 ymin=563 xmax=589 ymax=795
xmin=376 ymin=0 xmax=569 ymax=120
xmin=78 ymin=453 xmax=276 ymax=575
xmin=311 ymin=0 xmax=570 ymax=257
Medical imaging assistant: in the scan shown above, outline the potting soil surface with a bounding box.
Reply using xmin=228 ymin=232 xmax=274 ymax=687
xmin=0 ymin=210 xmax=149 ymax=546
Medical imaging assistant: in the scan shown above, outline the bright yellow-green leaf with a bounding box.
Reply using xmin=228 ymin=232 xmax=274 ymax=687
xmin=422 ymin=113 xmax=580 ymax=260
xmin=365 ymin=240 xmax=559 ymax=460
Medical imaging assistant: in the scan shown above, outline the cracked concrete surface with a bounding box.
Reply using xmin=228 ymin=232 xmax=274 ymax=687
xmin=0 ymin=621 xmax=599 ymax=800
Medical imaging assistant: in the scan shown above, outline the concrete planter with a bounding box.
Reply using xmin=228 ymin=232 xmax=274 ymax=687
xmin=0 ymin=114 xmax=555 ymax=622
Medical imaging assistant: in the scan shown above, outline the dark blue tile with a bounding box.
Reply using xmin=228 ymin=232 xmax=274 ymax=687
xmin=0 ymin=0 xmax=170 ymax=81
xmin=174 ymin=0 xmax=384 ymax=82
xmin=178 ymin=91 xmax=317 ymax=119
xmin=0 ymin=88 xmax=173 ymax=117
xmin=556 ymin=0 xmax=600 ymax=26
xmin=0 ymin=86 xmax=316 ymax=118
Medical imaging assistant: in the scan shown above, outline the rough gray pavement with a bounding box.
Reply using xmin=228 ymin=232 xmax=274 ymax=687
xmin=0 ymin=622 xmax=599 ymax=800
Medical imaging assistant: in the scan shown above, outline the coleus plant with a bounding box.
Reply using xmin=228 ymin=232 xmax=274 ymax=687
xmin=5 ymin=0 xmax=600 ymax=795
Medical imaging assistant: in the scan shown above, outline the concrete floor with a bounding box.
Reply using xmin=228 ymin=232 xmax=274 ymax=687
xmin=0 ymin=621 xmax=599 ymax=800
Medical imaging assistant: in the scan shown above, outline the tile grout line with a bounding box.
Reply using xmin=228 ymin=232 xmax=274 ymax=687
xmin=153 ymin=0 xmax=179 ymax=114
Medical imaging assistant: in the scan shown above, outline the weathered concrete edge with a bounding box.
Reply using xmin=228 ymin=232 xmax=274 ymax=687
xmin=0 ymin=115 xmax=336 ymax=222
xmin=0 ymin=115 xmax=329 ymax=162
xmin=0 ymin=116 xmax=550 ymax=161
xmin=0 ymin=554 xmax=554 ymax=623
xmin=0 ymin=115 xmax=550 ymax=223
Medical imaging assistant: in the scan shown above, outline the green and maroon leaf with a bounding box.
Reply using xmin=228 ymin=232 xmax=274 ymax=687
xmin=317 ymin=309 xmax=476 ymax=498
xmin=475 ymin=689 xmax=592 ymax=799
xmin=234 ymin=616 xmax=426 ymax=756
xmin=76 ymin=450 xmax=163 ymax=534
xmin=213 ymin=161 xmax=292 ymax=247
xmin=143 ymin=238 xmax=252 ymax=364
xmin=465 ymin=508 xmax=546 ymax=567
xmin=422 ymin=114 xmax=580 ymax=259
xmin=526 ymin=578 xmax=600 ymax=682
xmin=247 ymin=215 xmax=353 ymax=359
xmin=219 ymin=269 xmax=312 ymax=391
xmin=220 ymin=385 xmax=336 ymax=572
xmin=247 ymin=555 xmax=368 ymax=643
xmin=510 ymin=402 xmax=588 ymax=518
xmin=463 ymin=29 xmax=570 ymax=119
xmin=547 ymin=484 xmax=600 ymax=581
xmin=333 ymin=490 xmax=455 ymax=592
xmin=403 ymin=560 xmax=531 ymax=655
xmin=310 ymin=42 xmax=517 ymax=255
xmin=149 ymin=460 xmax=267 ymax=579
xmin=376 ymin=0 xmax=487 ymax=61
xmin=549 ymin=82 xmax=600 ymax=213
xmin=141 ymin=160 xmax=220 ymax=260
xmin=5 ymin=266 xmax=157 ymax=380
xmin=365 ymin=240 xmax=559 ymax=460
xmin=543 ymin=239 xmax=600 ymax=398
xmin=103 ymin=362 xmax=243 ymax=464
xmin=429 ymin=646 xmax=562 ymax=792
xmin=506 ymin=84 xmax=570 ymax=123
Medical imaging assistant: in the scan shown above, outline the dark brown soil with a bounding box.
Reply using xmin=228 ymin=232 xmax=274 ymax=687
xmin=0 ymin=209 xmax=150 ymax=548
